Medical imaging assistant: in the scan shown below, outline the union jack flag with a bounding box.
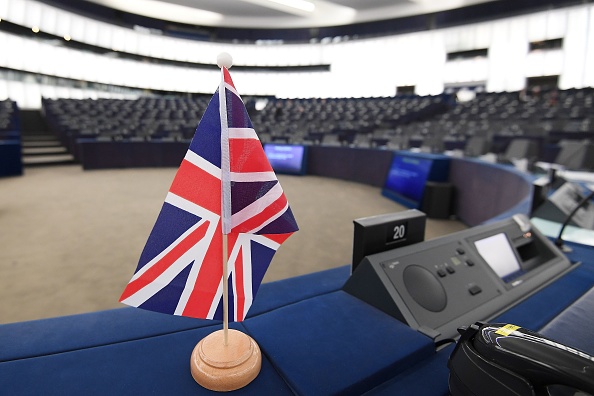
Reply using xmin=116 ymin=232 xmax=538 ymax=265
xmin=120 ymin=67 xmax=298 ymax=321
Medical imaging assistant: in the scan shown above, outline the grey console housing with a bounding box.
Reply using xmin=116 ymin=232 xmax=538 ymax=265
xmin=343 ymin=215 xmax=575 ymax=343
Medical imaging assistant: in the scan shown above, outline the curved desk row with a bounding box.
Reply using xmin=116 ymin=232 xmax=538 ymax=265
xmin=78 ymin=141 xmax=535 ymax=227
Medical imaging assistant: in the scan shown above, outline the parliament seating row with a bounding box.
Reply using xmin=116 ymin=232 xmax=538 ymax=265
xmin=387 ymin=88 xmax=594 ymax=154
xmin=0 ymin=99 xmax=20 ymax=135
xmin=41 ymin=88 xmax=594 ymax=167
xmin=41 ymin=95 xmax=452 ymax=153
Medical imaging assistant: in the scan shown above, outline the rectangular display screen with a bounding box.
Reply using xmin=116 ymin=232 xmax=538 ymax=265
xmin=264 ymin=144 xmax=307 ymax=175
xmin=384 ymin=155 xmax=433 ymax=203
xmin=474 ymin=233 xmax=523 ymax=283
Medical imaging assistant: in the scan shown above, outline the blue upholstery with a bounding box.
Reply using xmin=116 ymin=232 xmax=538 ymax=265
xmin=0 ymin=307 xmax=215 ymax=362
xmin=0 ymin=323 xmax=292 ymax=396
xmin=247 ymin=265 xmax=351 ymax=317
xmin=243 ymin=291 xmax=435 ymax=396
xmin=364 ymin=345 xmax=455 ymax=396
xmin=0 ymin=266 xmax=350 ymax=363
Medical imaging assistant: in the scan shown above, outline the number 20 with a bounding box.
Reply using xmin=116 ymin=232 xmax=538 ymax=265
xmin=393 ymin=225 xmax=406 ymax=240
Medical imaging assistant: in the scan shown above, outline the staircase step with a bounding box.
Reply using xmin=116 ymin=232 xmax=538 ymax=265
xmin=22 ymin=146 xmax=68 ymax=155
xmin=17 ymin=111 xmax=74 ymax=167
xmin=22 ymin=135 xmax=58 ymax=142
xmin=22 ymin=141 xmax=62 ymax=148
xmin=23 ymin=154 xmax=76 ymax=167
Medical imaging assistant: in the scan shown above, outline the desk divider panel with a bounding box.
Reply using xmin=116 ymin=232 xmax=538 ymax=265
xmin=0 ymin=140 xmax=22 ymax=177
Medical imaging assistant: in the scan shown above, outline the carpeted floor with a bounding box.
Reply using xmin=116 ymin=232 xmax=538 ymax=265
xmin=0 ymin=165 xmax=467 ymax=324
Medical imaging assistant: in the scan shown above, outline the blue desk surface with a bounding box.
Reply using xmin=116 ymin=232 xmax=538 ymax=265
xmin=1 ymin=245 xmax=593 ymax=396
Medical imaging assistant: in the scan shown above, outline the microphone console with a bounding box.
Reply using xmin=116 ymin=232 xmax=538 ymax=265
xmin=344 ymin=215 xmax=575 ymax=343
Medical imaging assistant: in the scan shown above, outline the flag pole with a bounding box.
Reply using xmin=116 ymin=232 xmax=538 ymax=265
xmin=189 ymin=52 xmax=262 ymax=391
xmin=222 ymin=233 xmax=229 ymax=346
xmin=218 ymin=53 xmax=233 ymax=348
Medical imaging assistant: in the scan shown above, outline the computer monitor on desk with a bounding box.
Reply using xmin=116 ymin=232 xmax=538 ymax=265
xmin=382 ymin=152 xmax=450 ymax=209
xmin=263 ymin=144 xmax=308 ymax=175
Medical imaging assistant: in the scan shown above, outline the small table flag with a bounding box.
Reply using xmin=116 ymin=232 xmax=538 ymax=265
xmin=120 ymin=62 xmax=298 ymax=322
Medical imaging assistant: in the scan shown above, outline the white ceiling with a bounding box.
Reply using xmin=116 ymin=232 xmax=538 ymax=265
xmin=82 ymin=0 xmax=500 ymax=29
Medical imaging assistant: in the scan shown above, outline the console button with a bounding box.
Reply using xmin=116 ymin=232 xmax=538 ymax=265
xmin=456 ymin=248 xmax=465 ymax=255
xmin=468 ymin=284 xmax=482 ymax=295
xmin=446 ymin=266 xmax=455 ymax=274
xmin=437 ymin=269 xmax=447 ymax=277
xmin=466 ymin=259 xmax=475 ymax=266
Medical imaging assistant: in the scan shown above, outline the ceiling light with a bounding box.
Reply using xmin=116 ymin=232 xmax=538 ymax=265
xmin=84 ymin=0 xmax=223 ymax=25
xmin=32 ymin=26 xmax=40 ymax=33
xmin=64 ymin=34 xmax=71 ymax=41
xmin=267 ymin=0 xmax=315 ymax=13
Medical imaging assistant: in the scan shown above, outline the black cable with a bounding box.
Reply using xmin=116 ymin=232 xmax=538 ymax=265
xmin=554 ymin=189 xmax=594 ymax=248
xmin=435 ymin=338 xmax=457 ymax=349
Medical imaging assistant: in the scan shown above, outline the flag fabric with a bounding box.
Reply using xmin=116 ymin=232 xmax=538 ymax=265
xmin=120 ymin=67 xmax=298 ymax=322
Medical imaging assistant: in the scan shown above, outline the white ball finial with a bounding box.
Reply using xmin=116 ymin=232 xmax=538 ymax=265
xmin=217 ymin=52 xmax=233 ymax=69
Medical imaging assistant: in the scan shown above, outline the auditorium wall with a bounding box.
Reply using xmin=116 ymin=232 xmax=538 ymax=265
xmin=0 ymin=0 xmax=593 ymax=109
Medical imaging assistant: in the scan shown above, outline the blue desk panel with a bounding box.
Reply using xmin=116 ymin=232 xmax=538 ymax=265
xmin=0 ymin=140 xmax=22 ymax=177
xmin=1 ymin=244 xmax=592 ymax=396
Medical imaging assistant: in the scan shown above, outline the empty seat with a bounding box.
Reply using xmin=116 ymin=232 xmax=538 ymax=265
xmin=555 ymin=139 xmax=594 ymax=170
xmin=501 ymin=138 xmax=539 ymax=162
xmin=464 ymin=136 xmax=490 ymax=157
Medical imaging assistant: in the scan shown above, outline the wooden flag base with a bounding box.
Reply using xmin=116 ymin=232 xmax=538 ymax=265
xmin=190 ymin=329 xmax=262 ymax=392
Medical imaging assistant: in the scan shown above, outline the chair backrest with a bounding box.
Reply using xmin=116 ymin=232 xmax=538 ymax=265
xmin=503 ymin=138 xmax=539 ymax=161
xmin=464 ymin=136 xmax=490 ymax=157
xmin=555 ymin=140 xmax=594 ymax=170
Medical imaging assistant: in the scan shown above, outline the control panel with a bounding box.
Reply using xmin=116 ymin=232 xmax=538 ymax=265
xmin=343 ymin=215 xmax=575 ymax=343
